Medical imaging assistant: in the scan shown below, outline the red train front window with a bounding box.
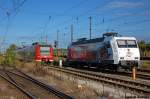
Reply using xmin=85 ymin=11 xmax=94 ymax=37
xmin=40 ymin=47 xmax=50 ymax=56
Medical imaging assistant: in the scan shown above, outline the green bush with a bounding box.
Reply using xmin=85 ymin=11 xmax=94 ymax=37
xmin=3 ymin=44 xmax=17 ymax=66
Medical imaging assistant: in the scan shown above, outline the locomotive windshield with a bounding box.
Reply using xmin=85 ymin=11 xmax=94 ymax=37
xmin=40 ymin=47 xmax=50 ymax=56
xmin=117 ymin=40 xmax=137 ymax=48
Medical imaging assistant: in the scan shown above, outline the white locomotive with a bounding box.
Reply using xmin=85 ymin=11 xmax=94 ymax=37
xmin=67 ymin=32 xmax=140 ymax=70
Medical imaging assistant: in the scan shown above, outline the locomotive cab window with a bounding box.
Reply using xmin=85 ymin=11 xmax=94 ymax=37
xmin=117 ymin=40 xmax=137 ymax=48
xmin=117 ymin=40 xmax=126 ymax=48
xmin=126 ymin=40 xmax=137 ymax=48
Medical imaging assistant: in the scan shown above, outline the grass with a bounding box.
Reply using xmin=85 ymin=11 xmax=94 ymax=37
xmin=142 ymin=60 xmax=150 ymax=69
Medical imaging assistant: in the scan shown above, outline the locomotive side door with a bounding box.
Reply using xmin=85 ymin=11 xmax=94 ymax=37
xmin=111 ymin=40 xmax=118 ymax=64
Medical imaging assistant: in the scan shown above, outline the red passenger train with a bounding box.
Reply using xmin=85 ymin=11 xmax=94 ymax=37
xmin=16 ymin=42 xmax=54 ymax=63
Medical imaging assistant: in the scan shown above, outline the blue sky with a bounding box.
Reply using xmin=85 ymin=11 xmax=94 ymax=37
xmin=0 ymin=0 xmax=150 ymax=49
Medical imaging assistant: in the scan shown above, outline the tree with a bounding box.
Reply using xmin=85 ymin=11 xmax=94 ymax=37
xmin=138 ymin=40 xmax=146 ymax=51
xmin=146 ymin=43 xmax=150 ymax=51
xmin=4 ymin=44 xmax=17 ymax=66
xmin=138 ymin=41 xmax=150 ymax=57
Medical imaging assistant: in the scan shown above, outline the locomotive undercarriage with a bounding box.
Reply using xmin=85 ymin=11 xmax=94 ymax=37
xmin=65 ymin=59 xmax=141 ymax=71
xmin=119 ymin=60 xmax=140 ymax=70
xmin=65 ymin=60 xmax=120 ymax=71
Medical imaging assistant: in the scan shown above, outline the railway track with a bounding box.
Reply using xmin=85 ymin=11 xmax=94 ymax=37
xmin=0 ymin=67 xmax=74 ymax=99
xmin=141 ymin=57 xmax=150 ymax=60
xmin=138 ymin=69 xmax=150 ymax=73
xmin=47 ymin=66 xmax=150 ymax=97
xmin=124 ymin=70 xmax=150 ymax=80
xmin=104 ymin=68 xmax=150 ymax=80
xmin=63 ymin=66 xmax=150 ymax=80
xmin=0 ymin=71 xmax=35 ymax=99
xmin=97 ymin=69 xmax=150 ymax=80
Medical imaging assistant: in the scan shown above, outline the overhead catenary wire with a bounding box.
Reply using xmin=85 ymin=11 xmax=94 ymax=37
xmin=74 ymin=8 xmax=150 ymax=38
xmin=21 ymin=0 xmax=89 ymax=45
xmin=52 ymin=2 xmax=148 ymax=35
xmin=72 ymin=18 xmax=150 ymax=38
xmin=0 ymin=0 xmax=27 ymax=23
xmin=41 ymin=16 xmax=51 ymax=43
xmin=48 ymin=1 xmax=108 ymax=46
xmin=0 ymin=0 xmax=27 ymax=52
xmin=0 ymin=0 xmax=149 ymax=49
xmin=49 ymin=0 xmax=107 ymax=32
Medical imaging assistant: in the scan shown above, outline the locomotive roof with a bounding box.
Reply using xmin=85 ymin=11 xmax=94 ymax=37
xmin=32 ymin=42 xmax=51 ymax=46
xmin=71 ymin=37 xmax=104 ymax=45
xmin=39 ymin=44 xmax=52 ymax=47
xmin=103 ymin=32 xmax=118 ymax=37
xmin=16 ymin=44 xmax=51 ymax=50
xmin=71 ymin=32 xmax=121 ymax=45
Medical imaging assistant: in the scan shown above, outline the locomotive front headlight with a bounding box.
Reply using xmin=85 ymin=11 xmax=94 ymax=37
xmin=120 ymin=57 xmax=124 ymax=59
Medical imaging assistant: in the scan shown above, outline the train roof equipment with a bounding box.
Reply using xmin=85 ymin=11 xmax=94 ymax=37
xmin=103 ymin=32 xmax=120 ymax=37
xmin=72 ymin=32 xmax=119 ymax=45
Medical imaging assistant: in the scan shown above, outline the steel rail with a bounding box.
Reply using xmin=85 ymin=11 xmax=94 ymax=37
xmin=98 ymin=69 xmax=150 ymax=80
xmin=48 ymin=66 xmax=150 ymax=96
xmin=123 ymin=71 xmax=150 ymax=80
xmin=64 ymin=67 xmax=150 ymax=87
xmin=0 ymin=72 xmax=36 ymax=99
xmin=138 ymin=69 xmax=150 ymax=73
xmin=64 ymin=67 xmax=150 ymax=88
xmin=7 ymin=69 xmax=74 ymax=99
